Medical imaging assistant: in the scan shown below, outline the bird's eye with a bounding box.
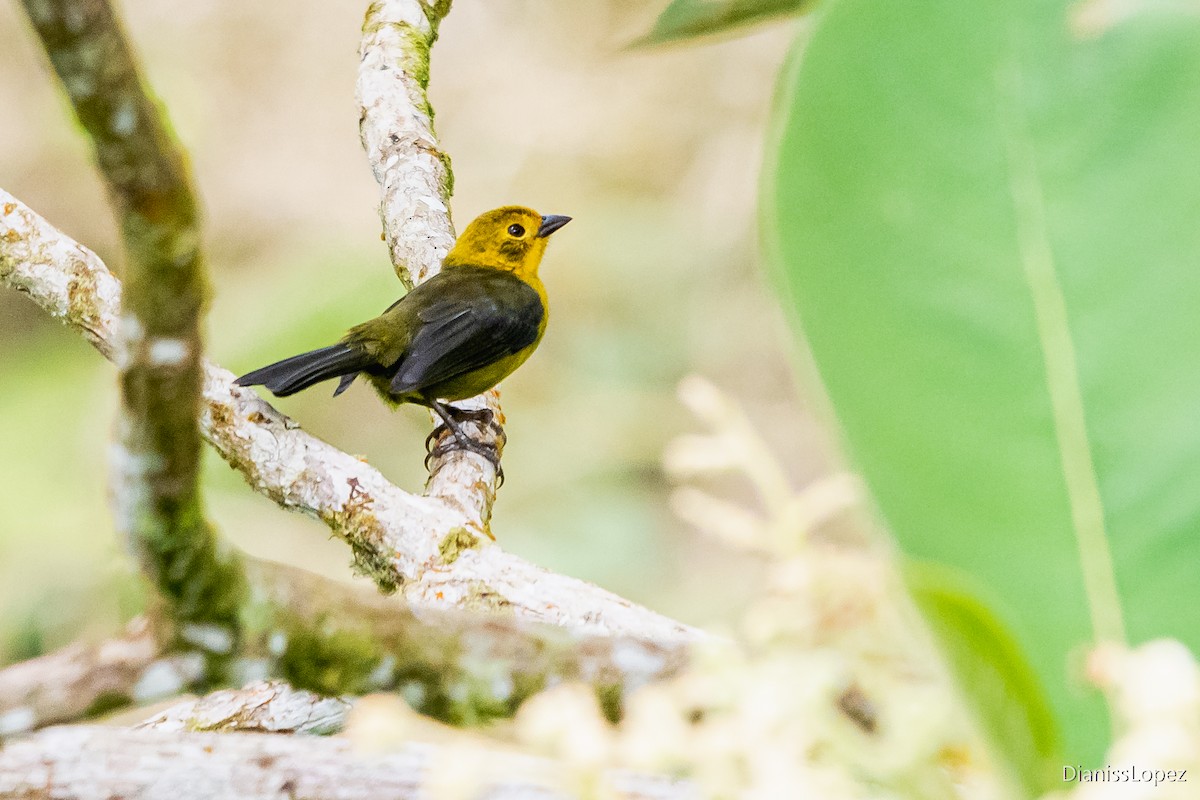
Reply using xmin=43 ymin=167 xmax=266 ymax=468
xmin=507 ymin=223 xmax=525 ymax=237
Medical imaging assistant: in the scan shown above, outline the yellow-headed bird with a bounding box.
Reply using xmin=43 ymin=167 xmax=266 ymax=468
xmin=236 ymin=206 xmax=571 ymax=468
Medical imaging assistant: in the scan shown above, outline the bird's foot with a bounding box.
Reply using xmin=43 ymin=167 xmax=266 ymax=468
xmin=423 ymin=407 xmax=507 ymax=450
xmin=424 ymin=427 xmax=505 ymax=487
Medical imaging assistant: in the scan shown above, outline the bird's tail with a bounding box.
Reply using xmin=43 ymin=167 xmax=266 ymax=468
xmin=235 ymin=344 xmax=371 ymax=397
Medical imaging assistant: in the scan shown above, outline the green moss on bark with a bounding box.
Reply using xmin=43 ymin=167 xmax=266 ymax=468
xmin=84 ymin=690 xmax=133 ymax=719
xmin=437 ymin=527 xmax=480 ymax=565
xmin=280 ymin=626 xmax=384 ymax=697
xmin=20 ymin=0 xmax=244 ymax=678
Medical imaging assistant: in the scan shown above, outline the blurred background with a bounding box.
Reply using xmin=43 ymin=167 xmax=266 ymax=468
xmin=0 ymin=1 xmax=839 ymax=659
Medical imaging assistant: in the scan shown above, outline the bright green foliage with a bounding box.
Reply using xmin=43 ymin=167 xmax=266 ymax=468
xmin=635 ymin=0 xmax=813 ymax=47
xmin=908 ymin=563 xmax=1061 ymax=795
xmin=765 ymin=0 xmax=1200 ymax=766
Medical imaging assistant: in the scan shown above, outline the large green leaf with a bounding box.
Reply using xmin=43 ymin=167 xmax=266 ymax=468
xmin=765 ymin=0 xmax=1200 ymax=764
xmin=634 ymin=0 xmax=813 ymax=47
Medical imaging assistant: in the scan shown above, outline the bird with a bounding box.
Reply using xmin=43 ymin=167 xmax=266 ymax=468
xmin=235 ymin=206 xmax=571 ymax=474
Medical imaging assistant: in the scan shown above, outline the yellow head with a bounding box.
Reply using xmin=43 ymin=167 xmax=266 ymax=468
xmin=445 ymin=206 xmax=571 ymax=280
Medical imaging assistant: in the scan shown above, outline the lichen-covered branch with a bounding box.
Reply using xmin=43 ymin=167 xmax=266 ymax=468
xmin=358 ymin=0 xmax=456 ymax=290
xmin=1 ymin=189 xmax=703 ymax=656
xmin=0 ymin=725 xmax=696 ymax=800
xmin=357 ymin=0 xmax=507 ymax=517
xmin=19 ymin=0 xmax=245 ymax=662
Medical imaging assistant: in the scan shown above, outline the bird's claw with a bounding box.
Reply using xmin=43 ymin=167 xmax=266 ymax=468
xmin=424 ymin=433 xmax=505 ymax=487
xmin=424 ymin=406 xmax=506 ymax=452
xmin=424 ymin=424 xmax=447 ymax=453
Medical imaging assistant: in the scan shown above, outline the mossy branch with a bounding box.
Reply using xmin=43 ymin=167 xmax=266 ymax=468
xmin=18 ymin=0 xmax=245 ymax=666
xmin=0 ymin=552 xmax=692 ymax=736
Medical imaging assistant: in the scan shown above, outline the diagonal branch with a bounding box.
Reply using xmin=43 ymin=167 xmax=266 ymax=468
xmin=0 ymin=188 xmax=701 ymax=648
xmin=18 ymin=0 xmax=245 ymax=663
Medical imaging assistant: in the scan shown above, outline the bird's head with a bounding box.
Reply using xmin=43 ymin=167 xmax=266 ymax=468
xmin=445 ymin=206 xmax=571 ymax=279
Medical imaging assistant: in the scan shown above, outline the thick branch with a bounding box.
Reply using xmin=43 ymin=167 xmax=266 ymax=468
xmin=0 ymin=189 xmax=702 ymax=651
xmin=1 ymin=557 xmax=692 ymax=734
xmin=19 ymin=0 xmax=244 ymax=659
xmin=0 ymin=726 xmax=695 ymax=800
xmin=357 ymin=0 xmax=507 ymax=518
xmin=0 ymin=619 xmax=202 ymax=736
xmin=244 ymin=560 xmax=694 ymax=724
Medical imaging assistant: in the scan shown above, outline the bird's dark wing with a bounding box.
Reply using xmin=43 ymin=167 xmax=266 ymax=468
xmin=389 ymin=269 xmax=543 ymax=395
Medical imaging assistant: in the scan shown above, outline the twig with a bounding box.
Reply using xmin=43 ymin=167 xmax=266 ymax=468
xmin=357 ymin=0 xmax=507 ymax=517
xmin=19 ymin=0 xmax=245 ymax=660
xmin=0 ymin=725 xmax=697 ymax=800
xmin=0 ymin=189 xmax=703 ymax=647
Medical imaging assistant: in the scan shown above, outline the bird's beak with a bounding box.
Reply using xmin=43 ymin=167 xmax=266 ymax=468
xmin=537 ymin=215 xmax=572 ymax=238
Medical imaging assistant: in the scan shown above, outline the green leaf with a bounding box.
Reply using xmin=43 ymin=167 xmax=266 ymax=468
xmin=907 ymin=562 xmax=1061 ymax=796
xmin=634 ymin=0 xmax=813 ymax=47
xmin=764 ymin=0 xmax=1200 ymax=764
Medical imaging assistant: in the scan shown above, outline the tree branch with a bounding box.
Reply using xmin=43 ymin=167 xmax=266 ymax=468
xmin=0 ymin=618 xmax=202 ymax=736
xmin=242 ymin=559 xmax=695 ymax=724
xmin=0 ymin=725 xmax=696 ymax=800
xmin=358 ymin=0 xmax=456 ymax=291
xmin=1 ymin=0 xmax=703 ymax=735
xmin=357 ymin=0 xmax=507 ymax=519
xmin=18 ymin=0 xmax=245 ymax=663
xmin=0 ymin=189 xmax=702 ymax=649
xmin=0 ymin=555 xmax=692 ymax=734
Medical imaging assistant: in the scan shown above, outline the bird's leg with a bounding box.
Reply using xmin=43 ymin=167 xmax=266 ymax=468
xmin=447 ymin=406 xmax=507 ymax=446
xmin=424 ymin=400 xmax=504 ymax=485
